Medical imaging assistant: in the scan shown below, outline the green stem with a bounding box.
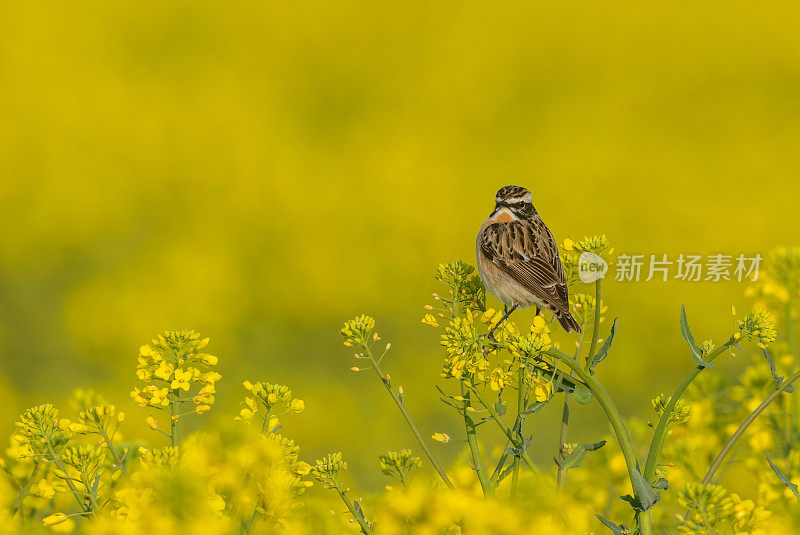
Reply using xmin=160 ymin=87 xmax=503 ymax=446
xmin=510 ymin=366 xmax=526 ymax=499
xmin=365 ymin=347 xmax=454 ymax=489
xmin=11 ymin=462 xmax=40 ymax=515
xmin=99 ymin=427 xmax=126 ymax=474
xmin=643 ymin=339 xmax=735 ymax=483
xmin=544 ymin=348 xmax=651 ymax=535
xmin=83 ymin=474 xmax=99 ymax=512
xmin=170 ymin=388 xmax=180 ymax=447
xmin=703 ymin=368 xmax=800 ymax=485
xmin=558 ymin=323 xmax=588 ymax=490
xmin=261 ymin=407 xmax=272 ymax=435
xmin=335 ymin=488 xmax=373 ymax=534
xmin=556 ymin=394 xmax=572 ymax=490
xmin=490 ymin=445 xmax=511 ymax=486
xmin=45 ymin=442 xmax=89 ymax=513
xmin=467 ymin=385 xmax=537 ymax=473
xmin=786 ymin=303 xmax=799 ymax=436
xmin=243 ymin=410 xmax=275 ymax=534
xmin=462 ymin=381 xmax=493 ymax=497
xmin=586 ymin=279 xmax=603 ymax=370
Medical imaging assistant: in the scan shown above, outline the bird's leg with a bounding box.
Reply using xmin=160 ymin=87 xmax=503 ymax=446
xmin=487 ymin=304 xmax=518 ymax=342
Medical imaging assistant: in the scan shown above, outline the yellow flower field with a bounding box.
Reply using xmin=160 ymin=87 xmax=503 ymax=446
xmin=3 ymin=1 xmax=800 ymax=533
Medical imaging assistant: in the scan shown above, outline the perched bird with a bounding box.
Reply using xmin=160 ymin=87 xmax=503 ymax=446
xmin=476 ymin=185 xmax=580 ymax=337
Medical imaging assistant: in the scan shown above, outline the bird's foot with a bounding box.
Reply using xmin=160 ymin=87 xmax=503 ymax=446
xmin=484 ymin=330 xmax=499 ymax=344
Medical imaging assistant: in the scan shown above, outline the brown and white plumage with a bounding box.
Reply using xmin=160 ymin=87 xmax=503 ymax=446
xmin=476 ymin=185 xmax=580 ymax=334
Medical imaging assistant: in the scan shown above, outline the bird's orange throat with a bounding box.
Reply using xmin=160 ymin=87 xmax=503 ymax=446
xmin=488 ymin=209 xmax=516 ymax=223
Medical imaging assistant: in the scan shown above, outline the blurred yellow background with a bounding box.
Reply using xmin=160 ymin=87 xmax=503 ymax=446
xmin=1 ymin=0 xmax=799 ymax=489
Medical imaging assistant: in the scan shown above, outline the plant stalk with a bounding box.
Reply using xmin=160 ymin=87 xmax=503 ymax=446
xmin=336 ymin=488 xmax=373 ymax=535
xmin=99 ymin=427 xmax=126 ymax=474
xmin=11 ymin=462 xmax=41 ymax=516
xmin=170 ymin=388 xmax=180 ymax=447
xmin=558 ymin=308 xmax=592 ymax=490
xmin=462 ymin=380 xmax=493 ymax=496
xmin=467 ymin=384 xmax=537 ymax=473
xmin=703 ymin=368 xmax=800 ymax=485
xmin=366 ymin=347 xmax=454 ymax=489
xmin=643 ymin=339 xmax=735 ymax=483
xmin=510 ymin=366 xmax=525 ymax=499
xmin=586 ymin=278 xmax=603 ymax=370
xmin=786 ymin=303 xmax=799 ymax=436
xmin=45 ymin=441 xmax=90 ymax=512
xmin=556 ymin=395 xmax=571 ymax=490
xmin=544 ymin=348 xmax=651 ymax=535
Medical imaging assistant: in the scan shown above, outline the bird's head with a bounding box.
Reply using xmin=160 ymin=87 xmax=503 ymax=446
xmin=491 ymin=185 xmax=535 ymax=219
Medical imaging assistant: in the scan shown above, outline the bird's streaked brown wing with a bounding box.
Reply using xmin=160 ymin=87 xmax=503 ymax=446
xmin=479 ymin=219 xmax=570 ymax=315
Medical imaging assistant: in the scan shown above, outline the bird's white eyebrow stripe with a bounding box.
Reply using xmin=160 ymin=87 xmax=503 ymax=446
xmin=496 ymin=192 xmax=533 ymax=204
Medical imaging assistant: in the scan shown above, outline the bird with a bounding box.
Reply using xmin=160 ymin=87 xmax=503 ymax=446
xmin=476 ymin=185 xmax=580 ymax=338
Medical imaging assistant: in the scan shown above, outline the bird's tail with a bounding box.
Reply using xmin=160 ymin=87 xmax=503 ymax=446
xmin=555 ymin=310 xmax=581 ymax=334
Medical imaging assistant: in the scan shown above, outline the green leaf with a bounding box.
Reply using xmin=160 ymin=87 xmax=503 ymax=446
xmin=767 ymin=452 xmax=800 ymax=499
xmin=595 ymin=515 xmax=629 ymax=535
xmin=762 ymin=348 xmax=791 ymax=391
xmin=574 ymin=383 xmax=593 ymax=404
xmin=352 ymin=499 xmax=367 ymax=521
xmin=680 ymin=305 xmax=714 ymax=368
xmin=554 ymin=440 xmax=606 ymax=471
xmin=521 ymin=401 xmax=547 ymax=416
xmin=620 ymin=467 xmax=661 ymax=512
xmin=552 ymin=370 xmax=565 ymax=393
xmin=494 ymin=401 xmax=507 ymax=416
xmin=653 ymin=477 xmax=669 ymax=490
xmin=589 ymin=318 xmax=618 ymax=372
xmin=497 ymin=463 xmax=515 ymax=484
xmin=537 ymin=363 xmax=578 ymax=392
xmin=506 ymin=436 xmax=531 ymax=457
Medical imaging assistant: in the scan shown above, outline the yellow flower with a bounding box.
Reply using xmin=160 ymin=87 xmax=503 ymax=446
xmin=295 ymin=461 xmax=312 ymax=475
xmin=488 ymin=368 xmax=505 ymax=391
xmin=199 ymin=353 xmax=218 ymax=365
xmin=37 ymin=479 xmax=56 ymax=500
xmin=533 ymin=385 xmax=549 ymax=402
xmin=341 ymin=315 xmax=376 ymax=347
xmin=146 ymin=416 xmax=159 ymax=430
xmin=737 ymin=308 xmax=777 ymax=346
xmin=154 ymin=362 xmax=174 ymax=380
xmin=171 ymin=368 xmax=193 ymax=391
xmin=43 ymin=513 xmax=68 ymax=526
xmin=431 ymin=432 xmax=451 ymax=443
xmin=202 ymin=371 xmax=222 ymax=384
xmin=531 ymin=315 xmax=547 ymax=331
xmin=267 ymin=416 xmax=279 ymax=432
xmin=422 ymin=313 xmax=439 ymax=327
xmin=290 ymin=399 xmax=305 ymax=413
